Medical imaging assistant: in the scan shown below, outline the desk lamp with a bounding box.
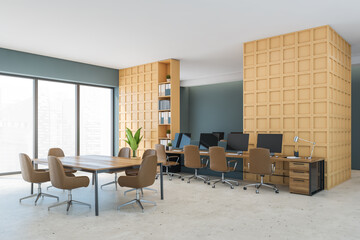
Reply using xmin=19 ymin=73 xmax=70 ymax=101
xmin=293 ymin=136 xmax=316 ymax=159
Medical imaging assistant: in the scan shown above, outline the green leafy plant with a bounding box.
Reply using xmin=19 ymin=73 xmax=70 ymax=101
xmin=124 ymin=127 xmax=143 ymax=157
xmin=166 ymin=129 xmax=171 ymax=134
xmin=166 ymin=74 xmax=171 ymax=79
xmin=167 ymin=142 xmax=172 ymax=147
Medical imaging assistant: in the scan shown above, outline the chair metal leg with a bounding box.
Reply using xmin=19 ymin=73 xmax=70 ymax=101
xmin=19 ymin=194 xmax=37 ymax=202
xmin=47 ymin=185 xmax=53 ymax=190
xmin=243 ymin=176 xmax=279 ymax=194
xmin=209 ymin=173 xmax=238 ymax=189
xmin=118 ymin=189 xmax=157 ymax=212
xmin=183 ymin=169 xmax=208 ymax=183
xmin=143 ymin=187 xmax=157 ymax=193
xmin=124 ymin=188 xmax=137 ymax=196
xmin=48 ymin=190 xmax=91 ymax=212
xmin=20 ymin=183 xmax=59 ymax=205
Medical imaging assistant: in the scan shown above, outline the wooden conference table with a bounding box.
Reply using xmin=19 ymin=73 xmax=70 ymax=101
xmin=33 ymin=155 xmax=164 ymax=216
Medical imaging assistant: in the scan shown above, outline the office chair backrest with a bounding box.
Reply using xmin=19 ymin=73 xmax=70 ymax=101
xmin=48 ymin=148 xmax=65 ymax=157
xmin=137 ymin=155 xmax=158 ymax=188
xmin=249 ymin=148 xmax=271 ymax=175
xmin=209 ymin=146 xmax=228 ymax=172
xmin=19 ymin=153 xmax=34 ymax=183
xmin=142 ymin=149 xmax=156 ymax=160
xmin=48 ymin=156 xmax=67 ymax=189
xmin=154 ymin=144 xmax=167 ymax=163
xmin=118 ymin=147 xmax=131 ymax=158
xmin=183 ymin=145 xmax=202 ymax=168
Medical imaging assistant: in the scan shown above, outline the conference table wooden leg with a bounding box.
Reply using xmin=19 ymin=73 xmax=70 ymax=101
xmin=160 ymin=163 xmax=164 ymax=200
xmin=94 ymin=171 xmax=99 ymax=216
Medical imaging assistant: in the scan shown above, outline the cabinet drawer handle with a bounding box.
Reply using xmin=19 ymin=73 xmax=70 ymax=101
xmin=293 ymin=179 xmax=305 ymax=182
xmin=293 ymin=163 xmax=305 ymax=165
xmin=293 ymin=170 xmax=305 ymax=174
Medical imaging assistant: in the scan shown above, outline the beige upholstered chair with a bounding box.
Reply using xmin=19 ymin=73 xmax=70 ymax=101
xmin=125 ymin=149 xmax=156 ymax=176
xmin=118 ymin=155 xmax=157 ymax=212
xmin=101 ymin=147 xmax=131 ymax=190
xmin=182 ymin=145 xmax=209 ymax=183
xmin=124 ymin=149 xmax=157 ymax=196
xmin=208 ymin=146 xmax=239 ymax=189
xmin=47 ymin=148 xmax=77 ymax=190
xmin=243 ymin=148 xmax=279 ymax=194
xmin=47 ymin=156 xmax=91 ymax=212
xmin=19 ymin=153 xmax=59 ymax=205
xmin=155 ymin=144 xmax=181 ymax=180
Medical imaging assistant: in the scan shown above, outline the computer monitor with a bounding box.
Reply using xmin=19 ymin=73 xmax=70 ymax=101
xmin=231 ymin=132 xmax=243 ymax=134
xmin=226 ymin=134 xmax=249 ymax=154
xmin=212 ymin=132 xmax=224 ymax=141
xmin=178 ymin=133 xmax=191 ymax=149
xmin=173 ymin=133 xmax=191 ymax=149
xmin=199 ymin=133 xmax=218 ymax=150
xmin=257 ymin=134 xmax=283 ymax=155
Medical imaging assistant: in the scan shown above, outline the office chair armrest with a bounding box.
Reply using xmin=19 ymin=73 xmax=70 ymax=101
xmin=228 ymin=160 xmax=238 ymax=170
xmin=167 ymin=155 xmax=180 ymax=163
xmin=201 ymin=158 xmax=209 ymax=167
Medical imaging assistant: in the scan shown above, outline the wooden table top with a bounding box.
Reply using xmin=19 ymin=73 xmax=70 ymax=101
xmin=166 ymin=150 xmax=324 ymax=163
xmin=34 ymin=155 xmax=153 ymax=171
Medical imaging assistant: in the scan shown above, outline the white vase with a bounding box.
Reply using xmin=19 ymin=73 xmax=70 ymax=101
xmin=167 ymin=78 xmax=171 ymax=82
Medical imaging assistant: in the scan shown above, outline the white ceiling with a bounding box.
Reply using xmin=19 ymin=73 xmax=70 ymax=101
xmin=1 ymin=0 xmax=360 ymax=86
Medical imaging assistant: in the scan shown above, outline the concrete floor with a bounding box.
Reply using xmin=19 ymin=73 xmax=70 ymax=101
xmin=0 ymin=171 xmax=359 ymax=240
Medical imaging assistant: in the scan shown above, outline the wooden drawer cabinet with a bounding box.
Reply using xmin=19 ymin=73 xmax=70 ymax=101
xmin=290 ymin=170 xmax=309 ymax=180
xmin=289 ymin=178 xmax=310 ymax=195
xmin=289 ymin=162 xmax=309 ymax=171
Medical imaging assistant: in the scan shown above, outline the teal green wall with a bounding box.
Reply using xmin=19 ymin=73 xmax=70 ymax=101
xmin=182 ymin=81 xmax=243 ymax=141
xmin=0 ymin=47 xmax=119 ymax=155
xmin=352 ymin=64 xmax=360 ymax=170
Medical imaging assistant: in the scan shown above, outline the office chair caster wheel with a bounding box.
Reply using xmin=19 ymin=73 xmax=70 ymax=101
xmin=207 ymin=182 xmax=211 ymax=185
xmin=181 ymin=178 xmax=184 ymax=181
xmin=243 ymin=187 xmax=247 ymax=190
xmin=275 ymin=190 xmax=279 ymax=194
xmin=204 ymin=181 xmax=207 ymax=183
xmin=231 ymin=186 xmax=234 ymax=189
xmin=256 ymin=190 xmax=259 ymax=194
xmin=178 ymin=176 xmax=182 ymax=179
xmin=212 ymin=185 xmax=215 ymax=188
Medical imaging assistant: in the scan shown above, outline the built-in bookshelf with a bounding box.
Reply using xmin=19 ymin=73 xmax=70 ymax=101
xmin=157 ymin=59 xmax=180 ymax=147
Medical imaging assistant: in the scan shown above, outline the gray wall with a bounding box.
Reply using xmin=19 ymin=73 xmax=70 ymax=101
xmin=0 ymin=47 xmax=120 ymax=155
xmin=352 ymin=64 xmax=360 ymax=169
xmin=181 ymin=81 xmax=243 ymax=141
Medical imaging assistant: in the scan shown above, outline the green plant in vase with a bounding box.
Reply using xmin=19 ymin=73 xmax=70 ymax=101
xmin=166 ymin=129 xmax=171 ymax=139
xmin=125 ymin=127 xmax=143 ymax=157
xmin=166 ymin=74 xmax=171 ymax=82
xmin=167 ymin=142 xmax=172 ymax=150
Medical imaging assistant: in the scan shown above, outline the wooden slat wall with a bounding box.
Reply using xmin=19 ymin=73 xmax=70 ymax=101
xmin=243 ymin=25 xmax=351 ymax=189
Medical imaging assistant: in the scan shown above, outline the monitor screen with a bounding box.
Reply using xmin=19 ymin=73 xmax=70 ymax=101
xmin=212 ymin=132 xmax=224 ymax=141
xmin=226 ymin=134 xmax=249 ymax=152
xmin=173 ymin=133 xmax=191 ymax=149
xmin=257 ymin=134 xmax=283 ymax=154
xmin=199 ymin=133 xmax=218 ymax=150
xmin=179 ymin=133 xmax=191 ymax=148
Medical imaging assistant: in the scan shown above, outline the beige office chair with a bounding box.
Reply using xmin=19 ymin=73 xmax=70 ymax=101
xmin=155 ymin=144 xmax=181 ymax=181
xmin=101 ymin=147 xmax=131 ymax=190
xmin=124 ymin=149 xmax=157 ymax=196
xmin=182 ymin=145 xmax=209 ymax=183
xmin=47 ymin=156 xmax=91 ymax=212
xmin=118 ymin=155 xmax=157 ymax=212
xmin=47 ymin=148 xmax=77 ymax=190
xmin=208 ymin=146 xmax=239 ymax=189
xmin=125 ymin=149 xmax=156 ymax=176
xmin=243 ymin=148 xmax=279 ymax=194
xmin=19 ymin=153 xmax=59 ymax=205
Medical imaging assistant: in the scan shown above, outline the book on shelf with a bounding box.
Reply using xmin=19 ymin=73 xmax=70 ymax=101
xmin=159 ymin=111 xmax=171 ymax=124
xmin=159 ymin=100 xmax=170 ymax=110
xmin=158 ymin=83 xmax=171 ymax=96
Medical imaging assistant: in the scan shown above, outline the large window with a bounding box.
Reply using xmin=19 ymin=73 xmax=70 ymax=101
xmin=0 ymin=75 xmax=33 ymax=173
xmin=38 ymin=81 xmax=76 ymax=158
xmin=80 ymin=85 xmax=112 ymax=155
xmin=0 ymin=74 xmax=113 ymax=175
